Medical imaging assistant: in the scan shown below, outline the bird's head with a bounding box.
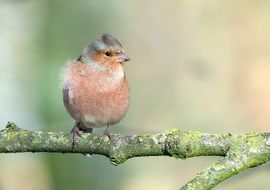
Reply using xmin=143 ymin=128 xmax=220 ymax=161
xmin=82 ymin=33 xmax=129 ymax=69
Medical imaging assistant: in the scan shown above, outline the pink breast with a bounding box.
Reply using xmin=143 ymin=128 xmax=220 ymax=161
xmin=65 ymin=62 xmax=129 ymax=128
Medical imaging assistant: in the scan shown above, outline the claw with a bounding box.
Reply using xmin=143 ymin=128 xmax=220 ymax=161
xmin=103 ymin=125 xmax=111 ymax=139
xmin=70 ymin=122 xmax=81 ymax=148
xmin=70 ymin=122 xmax=93 ymax=148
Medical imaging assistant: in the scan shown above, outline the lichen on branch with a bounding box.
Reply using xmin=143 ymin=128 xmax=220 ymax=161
xmin=1 ymin=122 xmax=270 ymax=190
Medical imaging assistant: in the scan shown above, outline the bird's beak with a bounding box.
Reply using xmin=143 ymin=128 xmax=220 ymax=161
xmin=117 ymin=53 xmax=130 ymax=63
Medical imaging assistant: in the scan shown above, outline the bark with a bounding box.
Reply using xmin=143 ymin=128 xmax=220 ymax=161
xmin=1 ymin=122 xmax=270 ymax=190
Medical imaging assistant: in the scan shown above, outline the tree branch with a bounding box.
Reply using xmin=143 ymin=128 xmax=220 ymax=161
xmin=1 ymin=122 xmax=270 ymax=190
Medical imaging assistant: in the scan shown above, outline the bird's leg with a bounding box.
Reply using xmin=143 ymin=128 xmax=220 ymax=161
xmin=70 ymin=121 xmax=93 ymax=148
xmin=103 ymin=124 xmax=111 ymax=139
xmin=71 ymin=121 xmax=81 ymax=146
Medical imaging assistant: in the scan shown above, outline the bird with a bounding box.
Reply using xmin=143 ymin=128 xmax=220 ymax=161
xmin=61 ymin=33 xmax=130 ymax=145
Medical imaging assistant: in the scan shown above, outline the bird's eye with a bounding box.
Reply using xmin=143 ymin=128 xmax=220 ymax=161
xmin=105 ymin=51 xmax=112 ymax=56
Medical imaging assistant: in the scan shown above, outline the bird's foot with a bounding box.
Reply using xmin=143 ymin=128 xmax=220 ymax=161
xmin=102 ymin=125 xmax=111 ymax=139
xmin=70 ymin=122 xmax=93 ymax=149
xmin=70 ymin=123 xmax=81 ymax=149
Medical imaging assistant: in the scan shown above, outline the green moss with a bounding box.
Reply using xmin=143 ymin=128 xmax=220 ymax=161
xmin=214 ymin=162 xmax=223 ymax=170
xmin=247 ymin=136 xmax=264 ymax=149
xmin=138 ymin=136 xmax=144 ymax=142
xmin=246 ymin=131 xmax=258 ymax=137
xmin=165 ymin=130 xmax=186 ymax=159
xmin=165 ymin=128 xmax=180 ymax=135
xmin=103 ymin=136 xmax=110 ymax=143
xmin=5 ymin=122 xmax=17 ymax=129
xmin=2 ymin=122 xmax=270 ymax=190
xmin=58 ymin=136 xmax=69 ymax=144
xmin=109 ymin=151 xmax=127 ymax=165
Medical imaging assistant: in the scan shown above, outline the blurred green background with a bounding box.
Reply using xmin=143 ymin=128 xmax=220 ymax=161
xmin=1 ymin=0 xmax=270 ymax=189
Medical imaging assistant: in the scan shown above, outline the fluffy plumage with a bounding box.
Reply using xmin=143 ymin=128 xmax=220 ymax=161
xmin=61 ymin=34 xmax=130 ymax=143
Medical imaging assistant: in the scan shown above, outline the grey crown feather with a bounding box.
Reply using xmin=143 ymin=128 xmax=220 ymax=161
xmin=100 ymin=33 xmax=122 ymax=50
xmin=81 ymin=33 xmax=123 ymax=59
